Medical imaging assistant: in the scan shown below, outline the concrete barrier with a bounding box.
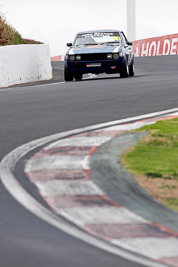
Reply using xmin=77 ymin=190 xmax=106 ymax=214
xmin=133 ymin=33 xmax=178 ymax=57
xmin=0 ymin=44 xmax=52 ymax=88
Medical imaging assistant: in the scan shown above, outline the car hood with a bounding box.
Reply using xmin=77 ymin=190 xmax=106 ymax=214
xmin=68 ymin=44 xmax=121 ymax=55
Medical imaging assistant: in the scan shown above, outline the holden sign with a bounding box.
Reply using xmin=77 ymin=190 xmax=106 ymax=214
xmin=133 ymin=33 xmax=178 ymax=57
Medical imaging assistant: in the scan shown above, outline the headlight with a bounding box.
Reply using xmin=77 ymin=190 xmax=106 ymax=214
xmin=107 ymin=54 xmax=112 ymax=59
xmin=119 ymin=52 xmax=123 ymax=57
xmin=113 ymin=53 xmax=119 ymax=59
xmin=69 ymin=55 xmax=75 ymax=61
xmin=76 ymin=55 xmax=81 ymax=61
xmin=65 ymin=55 xmax=69 ymax=60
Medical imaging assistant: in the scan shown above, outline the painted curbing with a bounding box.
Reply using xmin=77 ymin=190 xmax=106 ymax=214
xmin=1 ymin=109 xmax=178 ymax=267
xmin=24 ymin=112 xmax=178 ymax=267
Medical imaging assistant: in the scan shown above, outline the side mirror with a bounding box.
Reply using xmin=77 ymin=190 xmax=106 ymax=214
xmin=127 ymin=41 xmax=132 ymax=46
xmin=67 ymin=43 xmax=72 ymax=47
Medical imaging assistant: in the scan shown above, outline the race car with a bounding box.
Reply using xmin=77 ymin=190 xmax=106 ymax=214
xmin=64 ymin=29 xmax=134 ymax=81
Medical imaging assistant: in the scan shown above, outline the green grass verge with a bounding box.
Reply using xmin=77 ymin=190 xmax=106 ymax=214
xmin=122 ymin=118 xmax=178 ymax=211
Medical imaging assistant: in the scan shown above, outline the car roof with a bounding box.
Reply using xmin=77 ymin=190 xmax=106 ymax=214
xmin=77 ymin=29 xmax=121 ymax=34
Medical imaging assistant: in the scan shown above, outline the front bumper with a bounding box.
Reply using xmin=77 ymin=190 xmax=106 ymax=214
xmin=65 ymin=57 xmax=126 ymax=74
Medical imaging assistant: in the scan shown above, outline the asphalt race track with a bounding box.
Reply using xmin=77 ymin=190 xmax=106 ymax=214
xmin=0 ymin=55 xmax=178 ymax=267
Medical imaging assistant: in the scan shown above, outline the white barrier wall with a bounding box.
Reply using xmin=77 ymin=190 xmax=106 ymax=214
xmin=0 ymin=44 xmax=52 ymax=88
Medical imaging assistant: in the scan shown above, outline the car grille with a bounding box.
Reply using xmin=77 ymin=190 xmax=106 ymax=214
xmin=80 ymin=53 xmax=108 ymax=61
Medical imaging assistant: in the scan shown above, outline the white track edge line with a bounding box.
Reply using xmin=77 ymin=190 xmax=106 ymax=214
xmin=0 ymin=71 xmax=97 ymax=91
xmin=0 ymin=81 xmax=66 ymax=91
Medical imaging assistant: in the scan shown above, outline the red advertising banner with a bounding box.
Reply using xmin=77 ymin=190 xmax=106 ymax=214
xmin=132 ymin=33 xmax=178 ymax=57
xmin=51 ymin=55 xmax=62 ymax=61
xmin=51 ymin=55 xmax=65 ymax=61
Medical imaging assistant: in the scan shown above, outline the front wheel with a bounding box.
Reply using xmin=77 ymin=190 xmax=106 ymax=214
xmin=120 ymin=59 xmax=129 ymax=78
xmin=129 ymin=62 xmax=135 ymax=76
xmin=64 ymin=65 xmax=73 ymax=82
xmin=74 ymin=73 xmax=83 ymax=81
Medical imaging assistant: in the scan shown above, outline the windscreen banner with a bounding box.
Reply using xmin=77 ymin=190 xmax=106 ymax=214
xmin=133 ymin=33 xmax=178 ymax=57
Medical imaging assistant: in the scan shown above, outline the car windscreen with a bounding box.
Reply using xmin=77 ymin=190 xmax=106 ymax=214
xmin=74 ymin=32 xmax=122 ymax=46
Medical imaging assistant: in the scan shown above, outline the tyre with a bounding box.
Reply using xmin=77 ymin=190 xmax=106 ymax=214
xmin=64 ymin=65 xmax=73 ymax=82
xmin=120 ymin=59 xmax=129 ymax=78
xmin=74 ymin=73 xmax=83 ymax=81
xmin=129 ymin=61 xmax=135 ymax=76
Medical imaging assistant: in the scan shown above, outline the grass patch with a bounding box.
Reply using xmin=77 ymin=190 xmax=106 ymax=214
xmin=159 ymin=185 xmax=177 ymax=191
xmin=163 ymin=199 xmax=178 ymax=212
xmin=0 ymin=14 xmax=42 ymax=46
xmin=0 ymin=15 xmax=27 ymax=46
xmin=122 ymin=118 xmax=178 ymax=211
